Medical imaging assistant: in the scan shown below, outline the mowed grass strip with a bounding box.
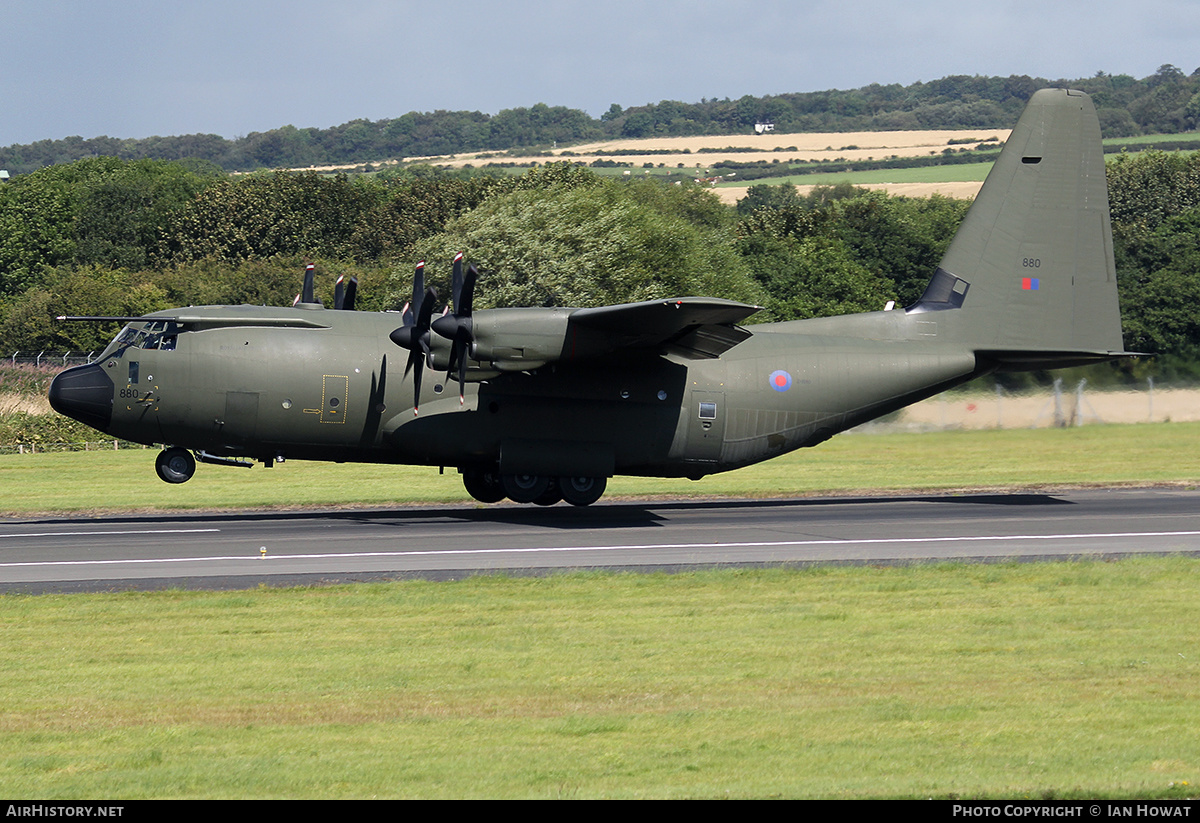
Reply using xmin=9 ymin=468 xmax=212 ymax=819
xmin=719 ymin=161 xmax=998 ymax=188
xmin=1 ymin=561 xmax=1198 ymax=798
xmin=0 ymin=422 xmax=1196 ymax=515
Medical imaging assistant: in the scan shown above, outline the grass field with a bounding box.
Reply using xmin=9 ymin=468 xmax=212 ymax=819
xmin=2 ymin=560 xmax=1199 ymax=798
xmin=0 ymin=422 xmax=1197 ymax=515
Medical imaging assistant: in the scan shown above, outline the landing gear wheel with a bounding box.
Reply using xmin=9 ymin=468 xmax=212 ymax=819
xmin=532 ymin=486 xmax=563 ymax=506
xmin=462 ymin=469 xmax=506 ymax=503
xmin=558 ymin=476 xmax=606 ymax=507
xmin=155 ymin=447 xmax=196 ymax=484
xmin=501 ymin=474 xmax=551 ymax=504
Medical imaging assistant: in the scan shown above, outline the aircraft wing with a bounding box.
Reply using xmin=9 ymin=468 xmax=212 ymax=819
xmin=58 ymin=309 xmax=331 ymax=331
xmin=464 ymin=297 xmax=762 ymax=371
xmin=567 ymin=297 xmax=760 ymax=359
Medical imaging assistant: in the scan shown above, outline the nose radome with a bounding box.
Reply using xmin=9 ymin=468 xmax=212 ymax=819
xmin=48 ymin=362 xmax=114 ymax=432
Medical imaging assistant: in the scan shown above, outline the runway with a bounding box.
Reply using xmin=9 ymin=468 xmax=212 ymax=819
xmin=2 ymin=487 xmax=1199 ymax=593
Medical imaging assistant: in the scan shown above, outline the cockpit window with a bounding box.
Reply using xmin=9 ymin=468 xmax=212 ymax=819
xmin=100 ymin=321 xmax=177 ymax=358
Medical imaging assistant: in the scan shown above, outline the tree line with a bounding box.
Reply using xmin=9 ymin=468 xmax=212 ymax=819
xmin=3 ymin=67 xmax=1200 ymax=175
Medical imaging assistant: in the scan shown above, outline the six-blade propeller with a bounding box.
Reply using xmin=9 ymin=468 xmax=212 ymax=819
xmin=389 ymin=254 xmax=482 ymax=414
xmin=296 ymin=257 xmax=480 ymax=415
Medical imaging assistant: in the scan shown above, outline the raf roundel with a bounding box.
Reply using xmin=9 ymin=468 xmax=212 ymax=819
xmin=768 ymin=369 xmax=793 ymax=392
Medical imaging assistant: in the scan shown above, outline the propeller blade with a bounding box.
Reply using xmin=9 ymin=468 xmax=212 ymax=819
xmin=432 ymin=261 xmax=479 ymax=405
xmin=333 ymin=275 xmax=345 ymax=310
xmin=342 ymin=277 xmax=358 ymax=311
xmin=456 ymin=345 xmax=468 ymax=405
xmin=451 ymin=252 xmax=463 ymax=305
xmin=459 ymin=264 xmax=477 ymax=316
xmin=392 ymin=263 xmax=438 ymax=413
xmin=408 ymin=348 xmax=424 ymax=415
xmin=301 ymin=263 xmax=316 ymax=304
xmin=403 ymin=262 xmax=425 ymax=325
xmin=391 ymin=286 xmax=439 ymax=414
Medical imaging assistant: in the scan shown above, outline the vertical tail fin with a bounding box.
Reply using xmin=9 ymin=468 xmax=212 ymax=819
xmin=911 ymin=89 xmax=1127 ymax=366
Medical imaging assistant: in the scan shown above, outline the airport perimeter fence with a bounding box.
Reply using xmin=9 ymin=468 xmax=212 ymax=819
xmin=7 ymin=351 xmax=97 ymax=368
xmin=0 ymin=440 xmax=149 ymax=456
xmin=854 ymin=377 xmax=1198 ymax=433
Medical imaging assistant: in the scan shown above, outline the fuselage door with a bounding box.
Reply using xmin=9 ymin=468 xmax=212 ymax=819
xmin=686 ymin=390 xmax=725 ymax=463
xmin=222 ymin=391 xmax=260 ymax=443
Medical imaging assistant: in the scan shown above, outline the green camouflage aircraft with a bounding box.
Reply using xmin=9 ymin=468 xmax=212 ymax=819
xmin=49 ymin=89 xmax=1132 ymax=506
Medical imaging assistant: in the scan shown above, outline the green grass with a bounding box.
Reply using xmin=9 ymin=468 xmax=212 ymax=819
xmin=718 ymin=162 xmax=997 ymax=188
xmin=0 ymin=422 xmax=1195 ymax=515
xmin=1 ymin=561 xmax=1198 ymax=798
xmin=1103 ymin=134 xmax=1200 ymax=147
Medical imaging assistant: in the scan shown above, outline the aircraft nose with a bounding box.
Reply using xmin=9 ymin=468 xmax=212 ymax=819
xmin=48 ymin=362 xmax=114 ymax=431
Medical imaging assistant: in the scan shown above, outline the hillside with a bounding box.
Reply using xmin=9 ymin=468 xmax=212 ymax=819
xmin=1 ymin=67 xmax=1196 ymax=175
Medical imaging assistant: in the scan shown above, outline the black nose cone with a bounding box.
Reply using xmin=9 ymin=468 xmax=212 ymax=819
xmin=48 ymin=363 xmax=114 ymax=432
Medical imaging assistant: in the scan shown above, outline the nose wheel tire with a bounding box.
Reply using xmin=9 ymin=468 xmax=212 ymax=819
xmin=155 ymin=447 xmax=196 ymax=484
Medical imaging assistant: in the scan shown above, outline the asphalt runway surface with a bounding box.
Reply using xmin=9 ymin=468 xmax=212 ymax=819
xmin=2 ymin=487 xmax=1199 ymax=593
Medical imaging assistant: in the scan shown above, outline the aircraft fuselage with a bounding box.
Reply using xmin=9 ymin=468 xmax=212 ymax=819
xmin=54 ymin=304 xmax=983 ymax=487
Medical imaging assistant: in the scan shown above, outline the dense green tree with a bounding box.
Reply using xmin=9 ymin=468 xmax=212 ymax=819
xmin=163 ymin=171 xmax=383 ymax=262
xmin=0 ymin=266 xmax=170 ymax=351
xmin=824 ymin=192 xmax=969 ymax=304
xmin=0 ymin=157 xmax=217 ymax=296
xmin=1114 ymin=206 xmax=1200 ymax=359
xmin=736 ymin=183 xmax=804 ymax=215
xmin=736 ymin=188 xmax=968 ymax=315
xmin=737 ymin=231 xmax=894 ymax=321
xmin=344 ymin=177 xmax=507 ymax=263
xmin=1107 ymin=150 xmax=1200 ymax=238
xmin=394 ymin=171 xmax=762 ymax=310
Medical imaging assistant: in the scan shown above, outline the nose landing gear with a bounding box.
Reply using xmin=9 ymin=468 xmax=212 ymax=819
xmin=155 ymin=447 xmax=197 ymax=484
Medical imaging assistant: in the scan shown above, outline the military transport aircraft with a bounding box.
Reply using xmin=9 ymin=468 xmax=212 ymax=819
xmin=49 ymin=89 xmax=1132 ymax=506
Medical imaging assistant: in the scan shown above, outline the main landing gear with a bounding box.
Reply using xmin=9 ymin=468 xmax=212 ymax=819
xmin=461 ymin=470 xmax=607 ymax=507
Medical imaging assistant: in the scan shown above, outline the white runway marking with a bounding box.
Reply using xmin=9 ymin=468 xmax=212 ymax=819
xmin=2 ymin=530 xmax=1198 ymax=569
xmin=0 ymin=528 xmax=220 ymax=539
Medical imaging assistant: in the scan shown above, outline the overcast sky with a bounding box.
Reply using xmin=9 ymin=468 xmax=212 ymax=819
xmin=3 ymin=0 xmax=1197 ymax=146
